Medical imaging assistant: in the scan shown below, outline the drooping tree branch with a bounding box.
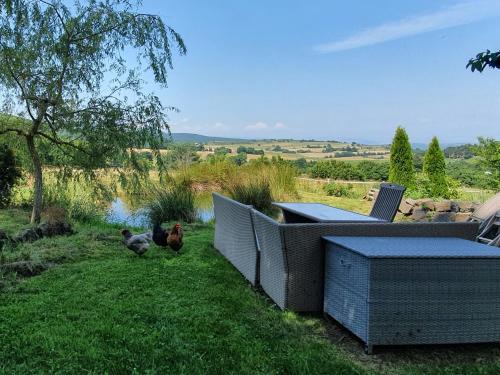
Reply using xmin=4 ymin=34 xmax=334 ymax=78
xmin=0 ymin=0 xmax=186 ymax=223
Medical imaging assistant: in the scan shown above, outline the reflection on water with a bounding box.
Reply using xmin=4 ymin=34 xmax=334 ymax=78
xmin=106 ymin=197 xmax=214 ymax=227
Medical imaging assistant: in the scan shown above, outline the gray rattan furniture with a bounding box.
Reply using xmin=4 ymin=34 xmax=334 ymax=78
xmin=369 ymin=183 xmax=406 ymax=222
xmin=273 ymin=202 xmax=383 ymax=223
xmin=477 ymin=211 xmax=500 ymax=247
xmin=251 ymin=209 xmax=479 ymax=312
xmin=212 ymin=193 xmax=259 ymax=285
xmin=323 ymin=236 xmax=500 ymax=353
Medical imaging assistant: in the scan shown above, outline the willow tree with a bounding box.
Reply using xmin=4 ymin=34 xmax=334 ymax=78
xmin=0 ymin=0 xmax=186 ymax=223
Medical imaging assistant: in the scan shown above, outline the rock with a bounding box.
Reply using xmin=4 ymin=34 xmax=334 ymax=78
xmin=365 ymin=189 xmax=379 ymax=201
xmin=37 ymin=221 xmax=74 ymax=237
xmin=405 ymin=198 xmax=418 ymax=207
xmin=455 ymin=212 xmax=471 ymax=222
xmin=411 ymin=208 xmax=428 ymax=221
xmin=457 ymin=201 xmax=475 ymax=213
xmin=399 ymin=200 xmax=414 ymax=215
xmin=434 ymin=200 xmax=452 ymax=212
xmin=415 ymin=199 xmax=435 ymax=211
xmin=432 ymin=212 xmax=456 ymax=223
xmin=12 ymin=228 xmax=39 ymax=243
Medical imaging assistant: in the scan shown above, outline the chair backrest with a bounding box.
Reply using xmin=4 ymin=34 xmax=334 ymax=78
xmin=471 ymin=192 xmax=500 ymax=222
xmin=212 ymin=193 xmax=259 ymax=285
xmin=369 ymin=183 xmax=406 ymax=222
xmin=477 ymin=211 xmax=500 ymax=247
xmin=251 ymin=209 xmax=288 ymax=309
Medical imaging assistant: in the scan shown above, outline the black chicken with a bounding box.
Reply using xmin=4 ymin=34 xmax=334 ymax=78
xmin=152 ymin=223 xmax=169 ymax=248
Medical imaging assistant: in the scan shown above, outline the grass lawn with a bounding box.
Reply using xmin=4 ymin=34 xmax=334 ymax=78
xmin=2 ymin=210 xmax=500 ymax=374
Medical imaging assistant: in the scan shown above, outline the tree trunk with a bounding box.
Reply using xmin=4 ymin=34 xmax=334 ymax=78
xmin=26 ymin=135 xmax=43 ymax=224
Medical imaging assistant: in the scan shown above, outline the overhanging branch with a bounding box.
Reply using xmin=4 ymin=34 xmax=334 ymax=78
xmin=36 ymin=131 xmax=91 ymax=156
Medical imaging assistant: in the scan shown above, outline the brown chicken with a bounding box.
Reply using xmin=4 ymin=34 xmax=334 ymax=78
xmin=166 ymin=223 xmax=184 ymax=253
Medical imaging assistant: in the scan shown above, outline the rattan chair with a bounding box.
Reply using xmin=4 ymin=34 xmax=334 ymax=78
xmin=369 ymin=183 xmax=406 ymax=222
xmin=212 ymin=193 xmax=259 ymax=285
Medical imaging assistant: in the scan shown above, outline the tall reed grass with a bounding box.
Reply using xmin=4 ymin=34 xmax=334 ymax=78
xmin=227 ymin=179 xmax=277 ymax=216
xmin=147 ymin=180 xmax=197 ymax=224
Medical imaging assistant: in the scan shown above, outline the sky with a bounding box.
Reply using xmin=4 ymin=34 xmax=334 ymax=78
xmin=139 ymin=0 xmax=500 ymax=144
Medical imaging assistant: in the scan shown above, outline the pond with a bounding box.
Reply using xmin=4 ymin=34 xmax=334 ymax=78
xmin=105 ymin=197 xmax=214 ymax=227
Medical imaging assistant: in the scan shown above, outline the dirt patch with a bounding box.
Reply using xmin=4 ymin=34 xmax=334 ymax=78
xmin=0 ymin=260 xmax=53 ymax=277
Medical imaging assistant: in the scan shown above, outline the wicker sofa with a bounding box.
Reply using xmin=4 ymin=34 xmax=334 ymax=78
xmin=212 ymin=193 xmax=259 ymax=285
xmin=251 ymin=209 xmax=480 ymax=312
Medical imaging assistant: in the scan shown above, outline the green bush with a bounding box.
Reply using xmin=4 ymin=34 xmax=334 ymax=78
xmin=147 ymin=181 xmax=197 ymax=224
xmin=0 ymin=144 xmax=21 ymax=208
xmin=227 ymin=179 xmax=276 ymax=216
xmin=230 ymin=152 xmax=247 ymax=166
xmin=407 ymin=174 xmax=461 ymax=200
xmin=324 ymin=183 xmax=353 ymax=197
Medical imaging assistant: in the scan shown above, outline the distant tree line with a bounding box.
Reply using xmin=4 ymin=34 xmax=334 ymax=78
xmin=310 ymin=160 xmax=389 ymax=181
xmin=236 ymin=146 xmax=264 ymax=155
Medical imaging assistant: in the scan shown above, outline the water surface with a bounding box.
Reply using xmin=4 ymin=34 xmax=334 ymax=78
xmin=106 ymin=197 xmax=214 ymax=227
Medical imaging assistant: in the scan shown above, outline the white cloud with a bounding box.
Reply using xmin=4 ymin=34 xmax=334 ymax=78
xmin=244 ymin=121 xmax=287 ymax=131
xmin=171 ymin=120 xmax=228 ymax=133
xmin=314 ymin=1 xmax=500 ymax=53
xmin=245 ymin=121 xmax=269 ymax=130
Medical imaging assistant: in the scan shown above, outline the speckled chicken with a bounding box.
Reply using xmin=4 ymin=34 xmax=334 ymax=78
xmin=121 ymin=229 xmax=152 ymax=256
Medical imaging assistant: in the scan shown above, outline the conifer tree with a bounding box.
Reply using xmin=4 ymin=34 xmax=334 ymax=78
xmin=389 ymin=127 xmax=415 ymax=189
xmin=423 ymin=137 xmax=448 ymax=197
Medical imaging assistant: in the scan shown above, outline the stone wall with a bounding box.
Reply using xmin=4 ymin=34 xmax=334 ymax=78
xmin=366 ymin=188 xmax=477 ymax=222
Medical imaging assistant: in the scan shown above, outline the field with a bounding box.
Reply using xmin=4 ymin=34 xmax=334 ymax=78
xmin=200 ymin=139 xmax=390 ymax=161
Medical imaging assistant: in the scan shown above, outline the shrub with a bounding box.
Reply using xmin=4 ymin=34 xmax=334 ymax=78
xmin=230 ymin=152 xmax=247 ymax=166
xmin=148 ymin=181 xmax=197 ymax=224
xmin=389 ymin=126 xmax=415 ymax=189
xmin=227 ymin=179 xmax=276 ymax=216
xmin=324 ymin=183 xmax=353 ymax=197
xmin=407 ymin=174 xmax=461 ymax=200
xmin=214 ymin=146 xmax=231 ymax=155
xmin=0 ymin=144 xmax=21 ymax=208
